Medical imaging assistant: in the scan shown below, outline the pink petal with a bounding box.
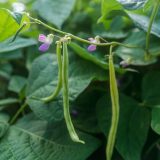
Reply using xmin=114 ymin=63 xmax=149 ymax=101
xmin=39 ymin=43 xmax=50 ymax=52
xmin=38 ymin=34 xmax=47 ymax=43
xmin=87 ymin=45 xmax=97 ymax=52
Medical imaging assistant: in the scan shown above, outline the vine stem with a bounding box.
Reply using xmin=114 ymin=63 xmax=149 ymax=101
xmin=9 ymin=102 xmax=28 ymax=124
xmin=145 ymin=0 xmax=160 ymax=57
xmin=106 ymin=45 xmax=120 ymax=160
xmin=26 ymin=14 xmax=140 ymax=49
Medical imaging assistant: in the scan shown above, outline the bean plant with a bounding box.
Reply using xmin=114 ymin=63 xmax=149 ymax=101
xmin=0 ymin=0 xmax=160 ymax=160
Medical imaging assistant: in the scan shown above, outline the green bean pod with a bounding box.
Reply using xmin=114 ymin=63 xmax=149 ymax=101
xmin=42 ymin=41 xmax=63 ymax=103
xmin=106 ymin=46 xmax=120 ymax=160
xmin=62 ymin=41 xmax=84 ymax=144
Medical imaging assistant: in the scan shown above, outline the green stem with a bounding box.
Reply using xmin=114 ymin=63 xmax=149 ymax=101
xmin=10 ymin=102 xmax=28 ymax=124
xmin=42 ymin=41 xmax=63 ymax=103
xmin=26 ymin=14 xmax=140 ymax=49
xmin=145 ymin=0 xmax=160 ymax=56
xmin=62 ymin=41 xmax=84 ymax=144
xmin=106 ymin=45 xmax=120 ymax=160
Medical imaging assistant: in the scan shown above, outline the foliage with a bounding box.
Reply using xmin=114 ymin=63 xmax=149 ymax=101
xmin=0 ymin=0 xmax=160 ymax=160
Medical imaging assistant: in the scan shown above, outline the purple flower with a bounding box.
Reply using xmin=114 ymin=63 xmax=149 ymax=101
xmin=87 ymin=37 xmax=99 ymax=52
xmin=88 ymin=44 xmax=97 ymax=52
xmin=38 ymin=34 xmax=54 ymax=52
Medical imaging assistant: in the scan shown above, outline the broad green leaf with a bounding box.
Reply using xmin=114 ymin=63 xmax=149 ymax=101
xmin=8 ymin=75 xmax=26 ymax=93
xmin=98 ymin=0 xmax=123 ymax=24
xmin=98 ymin=0 xmax=154 ymax=29
xmin=0 ymin=113 xmax=9 ymax=138
xmin=27 ymin=97 xmax=64 ymax=122
xmin=0 ymin=36 xmax=37 ymax=64
xmin=128 ymin=13 xmax=160 ymax=37
xmin=0 ymin=63 xmax=12 ymax=79
xmin=142 ymin=71 xmax=160 ymax=106
xmin=0 ymin=37 xmax=37 ymax=53
xmin=115 ymin=30 xmax=160 ymax=65
xmin=116 ymin=95 xmax=150 ymax=160
xmin=117 ymin=0 xmax=149 ymax=10
xmin=26 ymin=53 xmax=107 ymax=121
xmin=33 ymin=0 xmax=76 ymax=28
xmin=0 ymin=113 xmax=9 ymax=122
xmin=0 ymin=50 xmax=22 ymax=60
xmin=72 ymin=89 xmax=102 ymax=134
xmin=0 ymin=114 xmax=100 ymax=160
xmin=96 ymin=94 xmax=111 ymax=138
xmin=93 ymin=20 xmax=128 ymax=39
xmin=151 ymin=107 xmax=160 ymax=135
xmin=96 ymin=94 xmax=150 ymax=160
xmin=0 ymin=8 xmax=29 ymax=41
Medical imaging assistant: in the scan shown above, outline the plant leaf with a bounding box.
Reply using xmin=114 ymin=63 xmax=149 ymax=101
xmin=128 ymin=13 xmax=160 ymax=37
xmin=33 ymin=0 xmax=76 ymax=28
xmin=151 ymin=107 xmax=160 ymax=135
xmin=98 ymin=0 xmax=123 ymax=24
xmin=0 ymin=37 xmax=37 ymax=53
xmin=117 ymin=0 xmax=149 ymax=10
xmin=0 ymin=113 xmax=9 ymax=138
xmin=0 ymin=8 xmax=29 ymax=41
xmin=142 ymin=71 xmax=160 ymax=106
xmin=0 ymin=114 xmax=100 ymax=160
xmin=8 ymin=75 xmax=27 ymax=93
